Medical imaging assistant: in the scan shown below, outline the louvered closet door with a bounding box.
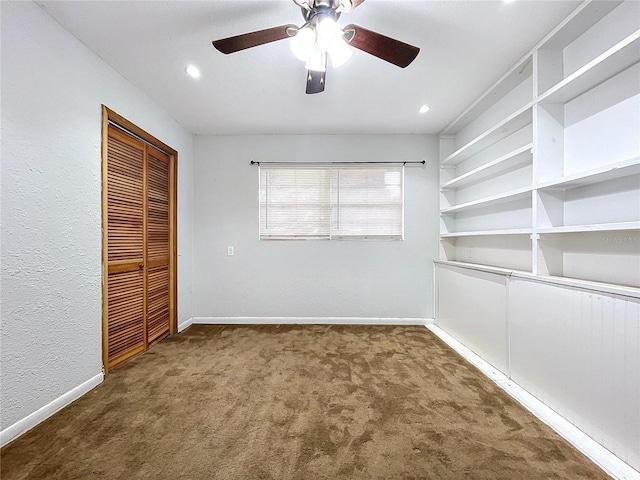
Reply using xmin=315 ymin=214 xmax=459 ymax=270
xmin=106 ymin=126 xmax=146 ymax=367
xmin=146 ymin=146 xmax=171 ymax=345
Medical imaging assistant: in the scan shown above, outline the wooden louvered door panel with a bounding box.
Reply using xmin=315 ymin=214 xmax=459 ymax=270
xmin=106 ymin=126 xmax=146 ymax=367
xmin=146 ymin=147 xmax=170 ymax=345
xmin=103 ymin=109 xmax=176 ymax=372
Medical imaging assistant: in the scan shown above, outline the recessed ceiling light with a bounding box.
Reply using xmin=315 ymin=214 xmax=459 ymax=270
xmin=503 ymin=0 xmax=516 ymax=3
xmin=185 ymin=65 xmax=201 ymax=78
xmin=419 ymin=104 xmax=431 ymax=114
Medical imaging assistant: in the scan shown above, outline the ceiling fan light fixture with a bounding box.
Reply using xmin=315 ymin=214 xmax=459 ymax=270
xmin=290 ymin=25 xmax=316 ymax=61
xmin=316 ymin=16 xmax=342 ymax=50
xmin=315 ymin=15 xmax=352 ymax=67
xmin=328 ymin=39 xmax=352 ymax=67
xmin=306 ymin=47 xmax=327 ymax=72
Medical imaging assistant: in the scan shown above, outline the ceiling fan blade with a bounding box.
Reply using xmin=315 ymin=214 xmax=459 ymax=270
xmin=213 ymin=24 xmax=297 ymax=54
xmin=306 ymin=70 xmax=326 ymax=94
xmin=343 ymin=24 xmax=419 ymax=68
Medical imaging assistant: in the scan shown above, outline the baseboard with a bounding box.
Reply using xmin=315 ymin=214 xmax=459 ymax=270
xmin=178 ymin=317 xmax=194 ymax=332
xmin=0 ymin=372 xmax=104 ymax=448
xmin=192 ymin=317 xmax=434 ymax=326
xmin=425 ymin=325 xmax=640 ymax=480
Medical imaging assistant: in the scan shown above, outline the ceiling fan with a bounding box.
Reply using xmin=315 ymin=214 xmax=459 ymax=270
xmin=212 ymin=0 xmax=420 ymax=94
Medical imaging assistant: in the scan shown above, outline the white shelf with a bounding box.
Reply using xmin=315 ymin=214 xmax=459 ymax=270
xmin=537 ymin=221 xmax=640 ymax=234
xmin=539 ymin=31 xmax=640 ymax=105
xmin=441 ymin=228 xmax=532 ymax=238
xmin=537 ymin=1 xmax=623 ymax=51
xmin=442 ymin=104 xmax=534 ymax=166
xmin=441 ymin=186 xmax=533 ymax=215
xmin=441 ymin=144 xmax=534 ymax=190
xmin=537 ymin=157 xmax=640 ymax=190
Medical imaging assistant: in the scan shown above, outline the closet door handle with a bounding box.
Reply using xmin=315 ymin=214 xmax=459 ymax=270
xmin=138 ymin=263 xmax=144 ymax=270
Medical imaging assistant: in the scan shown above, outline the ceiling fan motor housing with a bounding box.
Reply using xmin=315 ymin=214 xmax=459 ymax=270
xmin=301 ymin=3 xmax=341 ymax=23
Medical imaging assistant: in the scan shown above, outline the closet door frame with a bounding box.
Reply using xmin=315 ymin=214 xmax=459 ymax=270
xmin=101 ymin=105 xmax=178 ymax=373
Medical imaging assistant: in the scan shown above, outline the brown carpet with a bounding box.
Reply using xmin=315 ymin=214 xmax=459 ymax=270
xmin=1 ymin=325 xmax=609 ymax=479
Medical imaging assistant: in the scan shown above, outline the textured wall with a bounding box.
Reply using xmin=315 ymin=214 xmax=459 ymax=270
xmin=0 ymin=1 xmax=193 ymax=431
xmin=192 ymin=134 xmax=439 ymax=319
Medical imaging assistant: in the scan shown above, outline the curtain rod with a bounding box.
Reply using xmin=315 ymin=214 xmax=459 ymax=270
xmin=250 ymin=160 xmax=426 ymax=166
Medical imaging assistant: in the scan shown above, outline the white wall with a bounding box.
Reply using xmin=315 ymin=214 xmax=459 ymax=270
xmin=193 ymin=135 xmax=438 ymax=320
xmin=0 ymin=1 xmax=194 ymax=434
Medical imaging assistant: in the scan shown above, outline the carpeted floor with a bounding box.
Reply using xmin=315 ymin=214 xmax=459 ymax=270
xmin=1 ymin=325 xmax=609 ymax=479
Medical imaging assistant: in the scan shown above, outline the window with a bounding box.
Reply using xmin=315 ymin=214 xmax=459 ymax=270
xmin=259 ymin=166 xmax=404 ymax=240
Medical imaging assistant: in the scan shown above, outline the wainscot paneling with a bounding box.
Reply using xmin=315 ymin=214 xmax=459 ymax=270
xmin=435 ymin=261 xmax=640 ymax=471
xmin=436 ymin=263 xmax=509 ymax=374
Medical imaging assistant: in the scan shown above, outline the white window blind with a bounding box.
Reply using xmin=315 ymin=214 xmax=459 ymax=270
xmin=259 ymin=166 xmax=404 ymax=240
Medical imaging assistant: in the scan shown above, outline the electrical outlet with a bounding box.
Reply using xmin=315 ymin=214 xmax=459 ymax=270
xmin=227 ymin=246 xmax=234 ymax=256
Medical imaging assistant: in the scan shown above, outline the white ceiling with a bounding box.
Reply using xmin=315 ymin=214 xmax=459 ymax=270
xmin=37 ymin=0 xmax=581 ymax=135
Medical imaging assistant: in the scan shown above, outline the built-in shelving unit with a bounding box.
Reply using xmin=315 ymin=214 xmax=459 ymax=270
xmin=441 ymin=104 xmax=533 ymax=166
xmin=536 ymin=156 xmax=639 ymax=190
xmin=537 ymin=222 xmax=640 ymax=234
xmin=441 ymin=187 xmax=533 ymax=214
xmin=441 ymin=228 xmax=532 ymax=238
xmin=439 ymin=0 xmax=640 ymax=288
xmin=538 ymin=31 xmax=640 ymax=104
xmin=441 ymin=144 xmax=534 ymax=190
